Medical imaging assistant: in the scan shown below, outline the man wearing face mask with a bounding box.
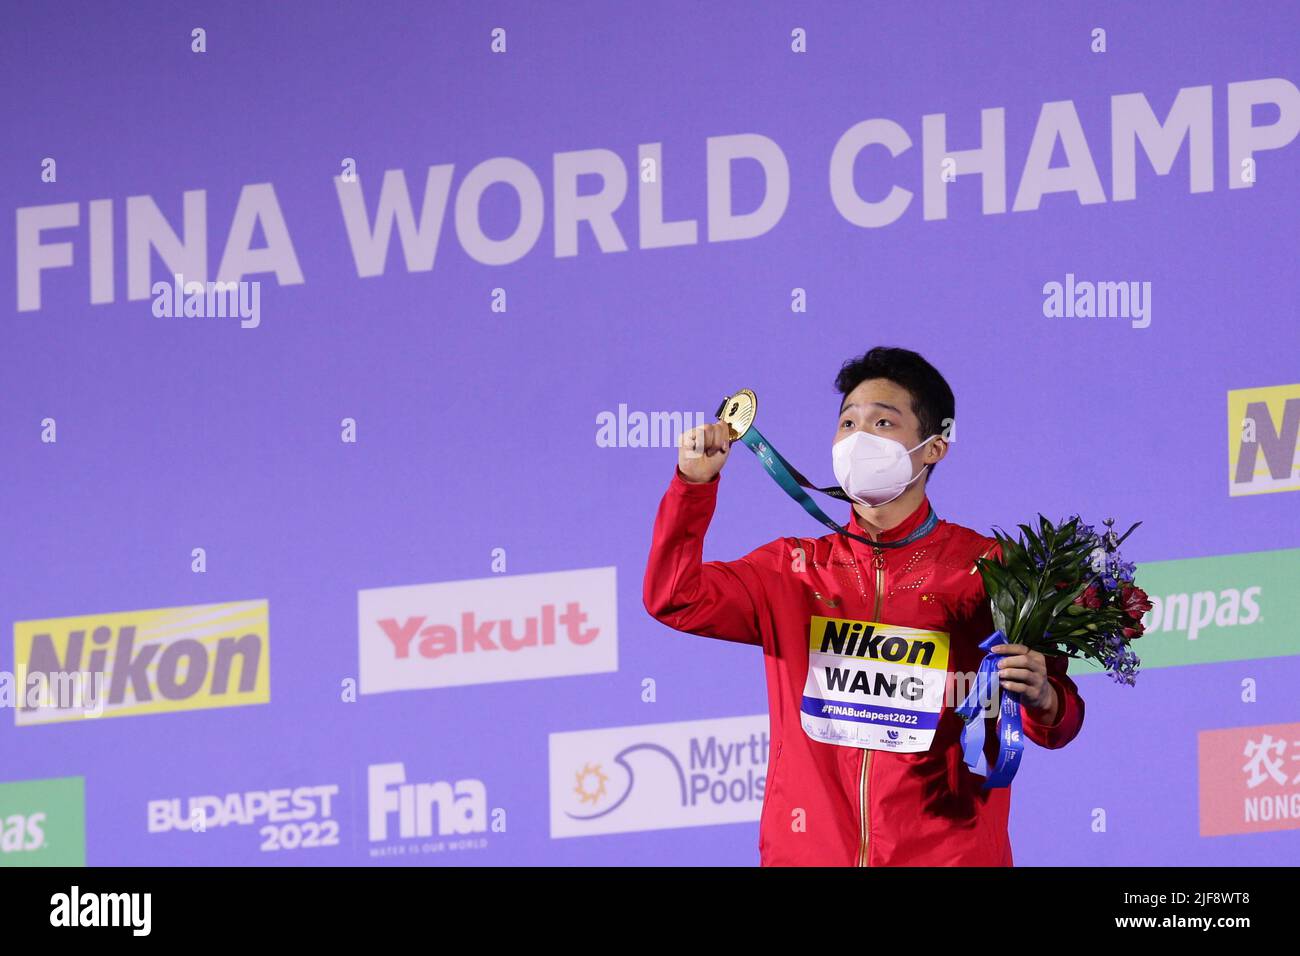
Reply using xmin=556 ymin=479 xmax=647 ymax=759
xmin=642 ymin=346 xmax=1085 ymax=866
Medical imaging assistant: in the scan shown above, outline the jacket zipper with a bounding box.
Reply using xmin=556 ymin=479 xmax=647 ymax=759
xmin=858 ymin=544 xmax=886 ymax=867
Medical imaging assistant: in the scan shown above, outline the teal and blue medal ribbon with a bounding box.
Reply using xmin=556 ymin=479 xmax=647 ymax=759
xmin=717 ymin=390 xmax=937 ymax=551
xmin=955 ymin=630 xmax=1024 ymax=789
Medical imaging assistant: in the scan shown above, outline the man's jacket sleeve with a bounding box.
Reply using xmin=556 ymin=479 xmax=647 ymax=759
xmin=1020 ymin=652 xmax=1086 ymax=750
xmin=975 ymin=540 xmax=1086 ymax=750
xmin=642 ymin=466 xmax=786 ymax=647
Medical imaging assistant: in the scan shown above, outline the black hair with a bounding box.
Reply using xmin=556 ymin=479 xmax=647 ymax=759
xmin=834 ymin=346 xmax=955 ymax=477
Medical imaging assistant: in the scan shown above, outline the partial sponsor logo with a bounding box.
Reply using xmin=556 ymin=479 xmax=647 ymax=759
xmin=147 ymin=785 xmax=339 ymax=853
xmin=1228 ymin=383 xmax=1300 ymax=496
xmin=13 ymin=601 xmax=269 ymax=725
xmin=358 ymin=567 xmax=617 ymax=694
xmin=549 ymin=714 xmax=769 ymax=838
xmin=1123 ymin=548 xmax=1297 ymax=669
xmin=1199 ymin=721 xmax=1300 ymax=837
xmin=367 ymin=762 xmax=493 ymax=861
xmin=0 ymin=776 xmax=85 ymax=866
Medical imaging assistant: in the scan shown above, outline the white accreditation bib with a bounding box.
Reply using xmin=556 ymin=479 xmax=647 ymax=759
xmin=800 ymin=615 xmax=950 ymax=753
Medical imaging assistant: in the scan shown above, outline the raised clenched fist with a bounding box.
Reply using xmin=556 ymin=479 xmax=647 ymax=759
xmin=677 ymin=422 xmax=734 ymax=483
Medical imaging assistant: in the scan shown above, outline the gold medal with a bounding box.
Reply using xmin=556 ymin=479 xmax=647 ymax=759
xmin=715 ymin=388 xmax=758 ymax=441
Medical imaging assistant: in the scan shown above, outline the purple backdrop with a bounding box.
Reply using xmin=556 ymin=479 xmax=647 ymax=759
xmin=2 ymin=0 xmax=1298 ymax=865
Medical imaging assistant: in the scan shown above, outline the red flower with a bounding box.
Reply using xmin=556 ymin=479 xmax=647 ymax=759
xmin=1123 ymin=620 xmax=1145 ymax=640
xmin=1121 ymin=584 xmax=1152 ymax=621
xmin=1074 ymin=585 xmax=1102 ymax=609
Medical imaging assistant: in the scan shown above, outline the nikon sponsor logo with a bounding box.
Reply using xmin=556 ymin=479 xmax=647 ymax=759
xmin=1228 ymin=383 xmax=1300 ymax=496
xmin=0 ymin=777 xmax=85 ymax=866
xmin=813 ymin=616 xmax=944 ymax=667
xmin=1118 ymin=549 xmax=1297 ymax=669
xmin=12 ymin=600 xmax=269 ymax=725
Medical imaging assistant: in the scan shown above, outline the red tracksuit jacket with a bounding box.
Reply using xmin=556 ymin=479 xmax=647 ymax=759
xmin=642 ymin=466 xmax=1085 ymax=866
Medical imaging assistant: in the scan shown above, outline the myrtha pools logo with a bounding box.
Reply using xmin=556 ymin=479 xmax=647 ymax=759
xmin=549 ymin=715 xmax=771 ymax=838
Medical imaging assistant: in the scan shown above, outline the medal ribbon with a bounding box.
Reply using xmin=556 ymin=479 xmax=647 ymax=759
xmin=955 ymin=630 xmax=1024 ymax=789
xmin=732 ymin=424 xmax=938 ymax=550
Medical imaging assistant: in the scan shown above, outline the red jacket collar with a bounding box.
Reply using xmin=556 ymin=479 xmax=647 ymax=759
xmin=848 ymin=495 xmax=933 ymax=545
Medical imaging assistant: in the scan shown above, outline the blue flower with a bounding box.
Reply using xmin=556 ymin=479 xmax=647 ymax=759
xmin=1101 ymin=632 xmax=1140 ymax=686
xmin=1066 ymin=521 xmax=1096 ymax=547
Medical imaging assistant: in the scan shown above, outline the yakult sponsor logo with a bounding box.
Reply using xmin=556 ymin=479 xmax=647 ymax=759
xmin=1199 ymin=721 xmax=1300 ymax=837
xmin=13 ymin=600 xmax=270 ymax=725
xmin=368 ymin=763 xmax=492 ymax=859
xmin=358 ymin=567 xmax=617 ymax=694
xmin=550 ymin=714 xmax=770 ymax=838
xmin=147 ymin=784 xmax=340 ymax=853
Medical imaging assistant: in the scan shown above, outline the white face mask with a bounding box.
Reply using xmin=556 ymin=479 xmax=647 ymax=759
xmin=832 ymin=430 xmax=936 ymax=508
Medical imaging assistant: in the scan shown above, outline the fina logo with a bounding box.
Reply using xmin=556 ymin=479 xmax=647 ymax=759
xmin=566 ymin=743 xmax=685 ymax=820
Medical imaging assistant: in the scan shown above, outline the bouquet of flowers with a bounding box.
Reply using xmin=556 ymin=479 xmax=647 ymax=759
xmin=958 ymin=515 xmax=1151 ymax=788
xmin=975 ymin=515 xmax=1152 ymax=685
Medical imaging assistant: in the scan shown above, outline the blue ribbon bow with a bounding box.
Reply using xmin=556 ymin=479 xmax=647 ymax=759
xmin=955 ymin=630 xmax=1025 ymax=789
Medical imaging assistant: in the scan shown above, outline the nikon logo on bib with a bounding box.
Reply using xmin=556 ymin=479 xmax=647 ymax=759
xmin=801 ymin=616 xmax=950 ymax=752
